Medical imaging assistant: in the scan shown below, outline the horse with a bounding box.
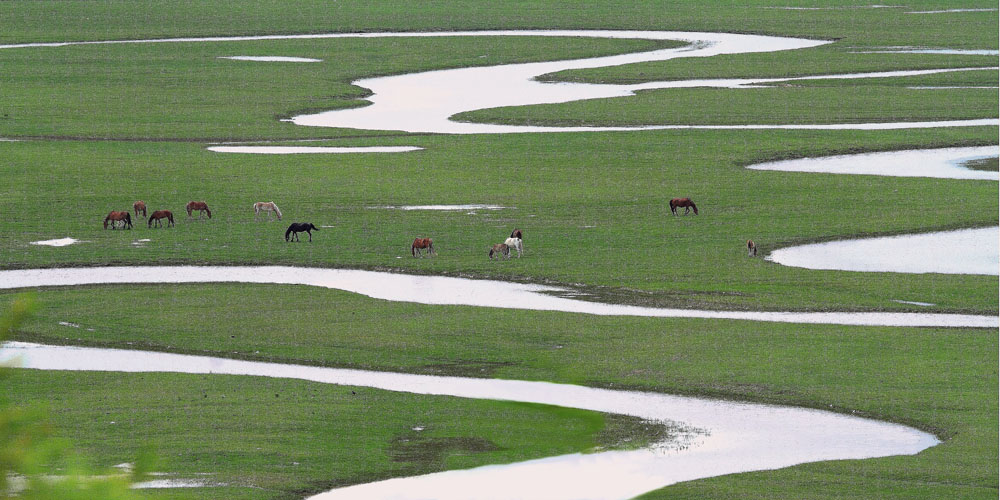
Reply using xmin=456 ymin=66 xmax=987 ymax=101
xmin=253 ymin=201 xmax=282 ymax=221
xmin=504 ymin=237 xmax=523 ymax=258
xmin=103 ymin=211 xmax=132 ymax=230
xmin=747 ymin=239 xmax=757 ymax=257
xmin=411 ymin=238 xmax=436 ymax=257
xmin=285 ymin=222 xmax=318 ymax=242
xmin=186 ymin=201 xmax=212 ymax=219
xmin=489 ymin=243 xmax=510 ymax=260
xmin=148 ymin=210 xmax=174 ymax=228
xmin=669 ymin=198 xmax=698 ymax=215
xmin=133 ymin=200 xmax=147 ymax=218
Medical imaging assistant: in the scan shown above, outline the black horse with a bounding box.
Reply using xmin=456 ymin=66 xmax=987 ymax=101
xmin=285 ymin=222 xmax=319 ymax=242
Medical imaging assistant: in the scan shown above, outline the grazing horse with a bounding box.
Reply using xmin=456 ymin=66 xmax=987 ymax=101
xmin=103 ymin=211 xmax=132 ymax=230
xmin=504 ymin=237 xmax=524 ymax=258
xmin=133 ymin=201 xmax=147 ymax=218
xmin=489 ymin=243 xmax=510 ymax=260
xmin=285 ymin=222 xmax=318 ymax=242
xmin=669 ymin=198 xmax=698 ymax=215
xmin=747 ymin=239 xmax=757 ymax=257
xmin=149 ymin=210 xmax=174 ymax=228
xmin=186 ymin=201 xmax=212 ymax=219
xmin=253 ymin=201 xmax=282 ymax=221
xmin=411 ymin=238 xmax=436 ymax=257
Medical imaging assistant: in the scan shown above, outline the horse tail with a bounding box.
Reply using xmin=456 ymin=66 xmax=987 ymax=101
xmin=104 ymin=217 xmax=109 ymax=229
xmin=412 ymin=242 xmax=417 ymax=256
xmin=273 ymin=204 xmax=282 ymax=220
xmin=168 ymin=212 xmax=174 ymax=225
xmin=489 ymin=247 xmax=495 ymax=259
xmin=148 ymin=216 xmax=153 ymax=228
xmin=125 ymin=212 xmax=132 ymax=228
xmin=253 ymin=202 xmax=258 ymax=214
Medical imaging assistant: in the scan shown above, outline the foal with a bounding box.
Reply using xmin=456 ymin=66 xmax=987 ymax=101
xmin=489 ymin=243 xmax=510 ymax=260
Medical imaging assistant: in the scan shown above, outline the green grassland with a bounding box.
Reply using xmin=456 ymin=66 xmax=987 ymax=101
xmin=6 ymin=368 xmax=665 ymax=499
xmin=6 ymin=283 xmax=997 ymax=498
xmin=455 ymin=86 xmax=998 ymax=126
xmin=1 ymin=0 xmax=998 ymax=499
xmin=1 ymin=128 xmax=996 ymax=314
xmin=765 ymin=68 xmax=1000 ymax=88
xmin=0 ymin=37 xmax=677 ymax=141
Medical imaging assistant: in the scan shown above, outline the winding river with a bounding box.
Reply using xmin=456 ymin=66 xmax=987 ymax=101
xmin=3 ymin=28 xmax=998 ymax=499
xmin=0 ymin=341 xmax=938 ymax=500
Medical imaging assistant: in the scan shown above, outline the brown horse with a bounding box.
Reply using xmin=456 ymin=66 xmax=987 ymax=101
xmin=489 ymin=243 xmax=510 ymax=260
xmin=669 ymin=198 xmax=698 ymax=215
xmin=103 ymin=211 xmax=132 ymax=229
xmin=411 ymin=238 xmax=436 ymax=257
xmin=133 ymin=200 xmax=147 ymax=218
xmin=747 ymin=239 xmax=757 ymax=257
xmin=186 ymin=201 xmax=211 ymax=219
xmin=149 ymin=210 xmax=174 ymax=228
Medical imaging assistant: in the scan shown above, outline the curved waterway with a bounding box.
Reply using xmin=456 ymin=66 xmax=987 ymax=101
xmin=2 ymin=31 xmax=995 ymax=134
xmin=747 ymin=146 xmax=999 ymax=180
xmin=0 ymin=341 xmax=937 ymax=500
xmin=769 ymin=227 xmax=999 ymax=275
xmin=0 ymin=266 xmax=994 ymax=327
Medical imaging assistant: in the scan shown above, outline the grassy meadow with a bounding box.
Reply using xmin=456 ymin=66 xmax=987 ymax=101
xmin=1 ymin=0 xmax=997 ymax=499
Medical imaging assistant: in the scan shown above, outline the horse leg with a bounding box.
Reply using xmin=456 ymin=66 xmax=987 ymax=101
xmin=308 ymin=230 xmax=312 ymax=242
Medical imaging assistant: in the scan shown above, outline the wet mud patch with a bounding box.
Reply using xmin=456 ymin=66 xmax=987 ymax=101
xmin=962 ymin=156 xmax=999 ymax=171
xmin=595 ymin=413 xmax=674 ymax=452
xmin=389 ymin=433 xmax=500 ymax=469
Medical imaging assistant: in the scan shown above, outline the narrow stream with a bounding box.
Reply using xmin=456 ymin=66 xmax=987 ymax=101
xmin=0 ymin=266 xmax=994 ymax=327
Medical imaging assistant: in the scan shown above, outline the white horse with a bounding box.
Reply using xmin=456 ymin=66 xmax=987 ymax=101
xmin=504 ymin=237 xmax=523 ymax=258
xmin=253 ymin=201 xmax=282 ymax=221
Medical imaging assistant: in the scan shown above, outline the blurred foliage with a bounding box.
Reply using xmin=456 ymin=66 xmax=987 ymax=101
xmin=2 ymin=295 xmax=154 ymax=499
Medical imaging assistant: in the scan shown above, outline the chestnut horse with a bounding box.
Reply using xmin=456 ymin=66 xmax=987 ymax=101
xmin=489 ymin=243 xmax=510 ymax=260
xmin=669 ymin=198 xmax=698 ymax=215
xmin=103 ymin=211 xmax=132 ymax=229
xmin=186 ymin=201 xmax=212 ymax=219
xmin=411 ymin=238 xmax=436 ymax=257
xmin=149 ymin=210 xmax=174 ymax=228
xmin=285 ymin=222 xmax=318 ymax=242
xmin=133 ymin=200 xmax=147 ymax=218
